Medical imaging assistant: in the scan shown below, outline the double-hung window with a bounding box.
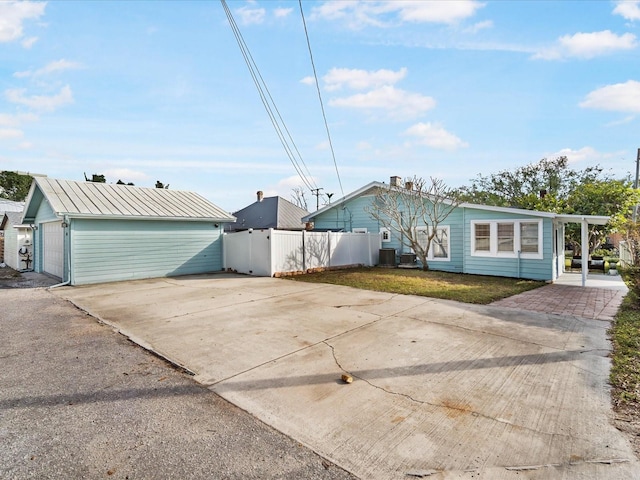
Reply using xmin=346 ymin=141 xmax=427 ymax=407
xmin=415 ymin=226 xmax=451 ymax=261
xmin=472 ymin=220 xmax=542 ymax=258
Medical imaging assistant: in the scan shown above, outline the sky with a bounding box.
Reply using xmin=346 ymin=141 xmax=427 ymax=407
xmin=1 ymin=0 xmax=640 ymax=213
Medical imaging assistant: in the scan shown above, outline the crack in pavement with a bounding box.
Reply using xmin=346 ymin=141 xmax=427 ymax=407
xmin=322 ymin=340 xmax=595 ymax=441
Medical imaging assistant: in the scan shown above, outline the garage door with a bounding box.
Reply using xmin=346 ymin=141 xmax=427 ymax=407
xmin=42 ymin=221 xmax=64 ymax=279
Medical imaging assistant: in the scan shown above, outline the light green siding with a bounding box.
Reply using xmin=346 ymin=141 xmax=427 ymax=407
xmin=70 ymin=219 xmax=223 ymax=285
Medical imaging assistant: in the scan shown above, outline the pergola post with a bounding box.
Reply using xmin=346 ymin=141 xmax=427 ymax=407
xmin=581 ymin=218 xmax=588 ymax=287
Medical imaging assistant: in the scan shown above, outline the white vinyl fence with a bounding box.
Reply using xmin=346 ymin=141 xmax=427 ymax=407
xmin=223 ymin=229 xmax=382 ymax=276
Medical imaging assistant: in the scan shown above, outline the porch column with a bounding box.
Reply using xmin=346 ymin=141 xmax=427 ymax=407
xmin=581 ymin=218 xmax=588 ymax=287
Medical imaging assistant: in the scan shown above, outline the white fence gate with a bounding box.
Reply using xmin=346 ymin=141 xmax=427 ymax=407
xmin=223 ymin=229 xmax=382 ymax=276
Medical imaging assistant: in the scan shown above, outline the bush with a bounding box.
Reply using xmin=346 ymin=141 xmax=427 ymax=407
xmin=620 ymin=267 xmax=640 ymax=308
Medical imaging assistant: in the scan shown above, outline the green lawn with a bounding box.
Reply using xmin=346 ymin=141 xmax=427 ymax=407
xmin=610 ymin=290 xmax=640 ymax=408
xmin=286 ymin=267 xmax=545 ymax=304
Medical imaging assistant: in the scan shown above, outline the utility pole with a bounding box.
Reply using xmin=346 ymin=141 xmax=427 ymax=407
xmin=311 ymin=187 xmax=323 ymax=211
xmin=634 ymin=148 xmax=640 ymax=222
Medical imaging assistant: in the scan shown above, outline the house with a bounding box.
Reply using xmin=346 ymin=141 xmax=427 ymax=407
xmin=1 ymin=212 xmax=33 ymax=271
xmin=302 ymin=176 xmax=610 ymax=283
xmin=0 ymin=199 xmax=26 ymax=265
xmin=21 ymin=177 xmax=235 ymax=285
xmin=225 ymin=191 xmax=310 ymax=232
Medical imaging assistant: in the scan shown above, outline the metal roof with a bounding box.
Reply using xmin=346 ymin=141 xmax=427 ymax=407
xmin=22 ymin=177 xmax=235 ymax=223
xmin=302 ymin=180 xmax=610 ymax=225
xmin=0 ymin=198 xmax=25 ymax=214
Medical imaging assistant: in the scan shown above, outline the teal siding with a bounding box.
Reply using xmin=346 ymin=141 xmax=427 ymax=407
xmin=311 ymin=195 xmax=463 ymax=273
xmin=310 ymin=198 xmax=555 ymax=281
xmin=70 ymin=219 xmax=223 ymax=285
xmin=462 ymin=207 xmax=553 ymax=281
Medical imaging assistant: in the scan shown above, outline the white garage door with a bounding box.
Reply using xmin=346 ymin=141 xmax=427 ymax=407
xmin=42 ymin=221 xmax=64 ymax=279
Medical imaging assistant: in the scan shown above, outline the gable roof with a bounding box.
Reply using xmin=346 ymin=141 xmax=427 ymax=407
xmin=228 ymin=196 xmax=310 ymax=231
xmin=302 ymin=180 xmax=610 ymax=225
xmin=22 ymin=177 xmax=235 ymax=223
xmin=1 ymin=211 xmax=28 ymax=230
xmin=0 ymin=198 xmax=25 ymax=214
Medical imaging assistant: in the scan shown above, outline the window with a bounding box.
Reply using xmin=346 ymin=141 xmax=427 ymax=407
xmin=474 ymin=223 xmax=490 ymax=252
xmin=520 ymin=222 xmax=539 ymax=253
xmin=471 ymin=220 xmax=542 ymax=258
xmin=380 ymin=228 xmax=391 ymax=243
xmin=415 ymin=226 xmax=450 ymax=261
xmin=497 ymin=223 xmax=514 ymax=252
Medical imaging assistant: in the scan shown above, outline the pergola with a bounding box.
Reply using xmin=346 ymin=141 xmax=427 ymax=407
xmin=556 ymin=214 xmax=611 ymax=287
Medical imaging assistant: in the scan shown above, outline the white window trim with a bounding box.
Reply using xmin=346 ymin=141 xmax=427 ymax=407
xmin=471 ymin=219 xmax=543 ymax=259
xmin=380 ymin=227 xmax=391 ymax=243
xmin=415 ymin=225 xmax=451 ymax=262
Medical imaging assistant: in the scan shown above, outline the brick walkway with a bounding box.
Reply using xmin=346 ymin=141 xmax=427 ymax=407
xmin=491 ymin=284 xmax=627 ymax=321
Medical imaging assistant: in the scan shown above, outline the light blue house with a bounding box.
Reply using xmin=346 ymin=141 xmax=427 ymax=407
xmin=302 ymin=176 xmax=610 ymax=283
xmin=21 ymin=177 xmax=235 ymax=285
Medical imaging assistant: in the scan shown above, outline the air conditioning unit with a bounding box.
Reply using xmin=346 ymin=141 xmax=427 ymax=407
xmin=400 ymin=253 xmax=417 ymax=265
xmin=378 ymin=248 xmax=396 ymax=267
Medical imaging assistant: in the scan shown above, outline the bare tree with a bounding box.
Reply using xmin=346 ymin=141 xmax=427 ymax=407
xmin=366 ymin=176 xmax=460 ymax=271
xmin=291 ymin=187 xmax=308 ymax=211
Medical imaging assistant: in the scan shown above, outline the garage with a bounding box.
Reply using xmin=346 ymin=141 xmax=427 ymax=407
xmin=42 ymin=221 xmax=64 ymax=279
xmin=21 ymin=177 xmax=235 ymax=286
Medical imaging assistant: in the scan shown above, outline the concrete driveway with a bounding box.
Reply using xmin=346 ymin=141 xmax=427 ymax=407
xmin=55 ymin=274 xmax=640 ymax=479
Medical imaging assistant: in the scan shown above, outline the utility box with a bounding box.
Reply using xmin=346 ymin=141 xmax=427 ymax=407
xmin=399 ymin=253 xmax=418 ymax=268
xmin=379 ymin=248 xmax=396 ymax=267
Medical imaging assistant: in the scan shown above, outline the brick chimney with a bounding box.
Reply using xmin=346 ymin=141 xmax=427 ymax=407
xmin=257 ymin=191 xmax=264 ymax=202
xmin=390 ymin=176 xmax=402 ymax=187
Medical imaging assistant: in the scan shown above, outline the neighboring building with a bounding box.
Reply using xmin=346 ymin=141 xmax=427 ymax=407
xmin=21 ymin=177 xmax=235 ymax=285
xmin=302 ymin=177 xmax=609 ymax=282
xmin=225 ymin=191 xmax=310 ymax=232
xmin=0 ymin=199 xmax=26 ymax=265
xmin=1 ymin=212 xmax=33 ymax=270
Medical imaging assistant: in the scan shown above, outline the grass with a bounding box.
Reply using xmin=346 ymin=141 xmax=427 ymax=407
xmin=609 ymin=281 xmax=640 ymax=408
xmin=286 ymin=266 xmax=545 ymax=304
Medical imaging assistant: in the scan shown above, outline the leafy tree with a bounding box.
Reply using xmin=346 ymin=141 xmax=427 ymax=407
xmin=155 ymin=181 xmax=169 ymax=189
xmin=116 ymin=179 xmax=135 ymax=186
xmin=366 ymin=176 xmax=460 ymax=271
xmin=84 ymin=173 xmax=106 ymax=183
xmin=458 ymin=157 xmax=638 ymax=255
xmin=0 ymin=171 xmax=33 ymax=201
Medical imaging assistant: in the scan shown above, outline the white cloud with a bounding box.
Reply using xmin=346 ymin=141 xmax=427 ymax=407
xmin=393 ymin=0 xmax=484 ymax=24
xmin=300 ymin=76 xmax=315 ymax=85
xmin=534 ymin=30 xmax=637 ymax=60
xmin=546 ymin=147 xmax=606 ymax=165
xmin=235 ymin=5 xmax=266 ymax=25
xmin=404 ymin=122 xmax=468 ymax=150
xmin=579 ymin=80 xmax=640 ymax=113
xmin=0 ymin=1 xmax=46 ymax=43
xmin=311 ymin=0 xmax=483 ymax=29
xmin=329 ymin=85 xmax=436 ymax=120
xmin=274 ymin=7 xmax=293 ymax=18
xmin=14 ymin=59 xmax=82 ymax=78
xmin=323 ymin=67 xmax=407 ymax=91
xmin=464 ymin=20 xmax=493 ymax=34
xmin=614 ymin=0 xmax=640 ymax=20
xmin=0 ymin=128 xmax=23 ymax=139
xmin=0 ymin=112 xmax=39 ymax=126
xmin=5 ymin=85 xmax=74 ymax=112
xmin=21 ymin=36 xmax=38 ymax=48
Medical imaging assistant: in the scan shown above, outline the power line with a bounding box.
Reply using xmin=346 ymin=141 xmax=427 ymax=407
xmin=220 ymin=0 xmax=318 ymax=192
xmin=298 ymin=0 xmax=344 ymax=199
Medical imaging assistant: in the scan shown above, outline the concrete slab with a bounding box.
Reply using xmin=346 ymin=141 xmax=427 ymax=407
xmin=55 ymin=274 xmax=640 ymax=480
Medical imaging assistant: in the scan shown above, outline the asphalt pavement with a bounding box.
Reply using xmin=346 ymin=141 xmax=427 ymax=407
xmin=0 ymin=284 xmax=355 ymax=480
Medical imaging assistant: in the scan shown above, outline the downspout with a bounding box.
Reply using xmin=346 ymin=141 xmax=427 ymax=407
xmin=49 ymin=215 xmax=71 ymax=289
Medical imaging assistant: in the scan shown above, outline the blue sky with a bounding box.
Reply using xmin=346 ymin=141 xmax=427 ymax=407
xmin=1 ymin=0 xmax=640 ymax=212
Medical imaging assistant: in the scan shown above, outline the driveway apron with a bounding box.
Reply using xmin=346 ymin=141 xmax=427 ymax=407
xmin=55 ymin=274 xmax=640 ymax=479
